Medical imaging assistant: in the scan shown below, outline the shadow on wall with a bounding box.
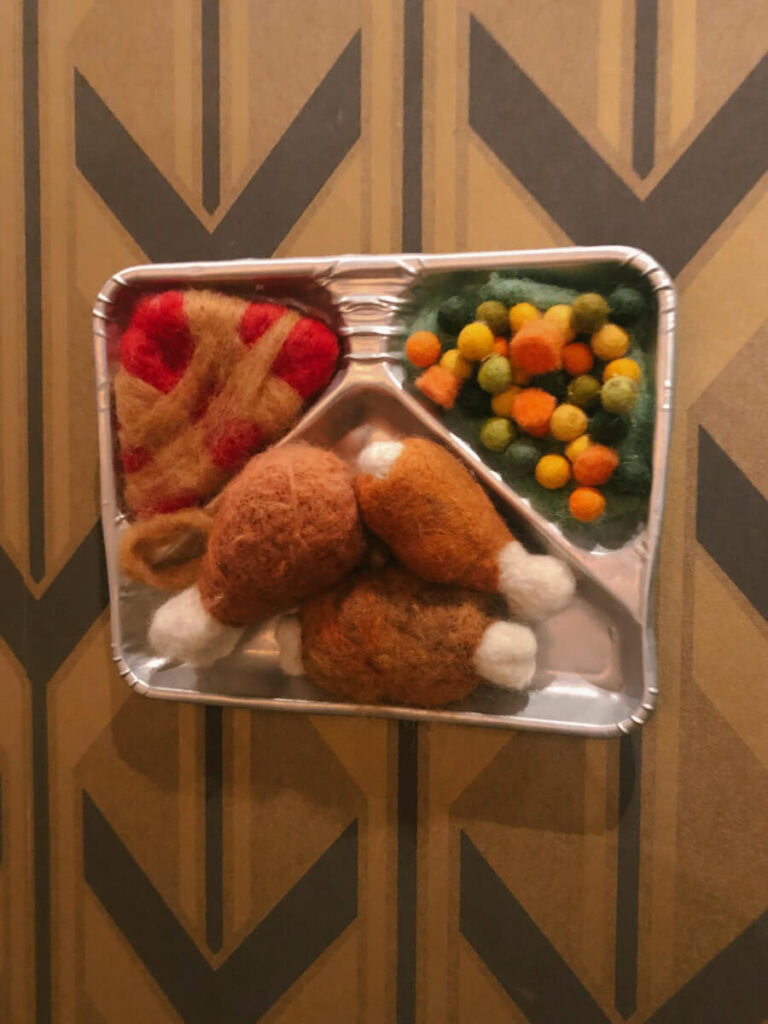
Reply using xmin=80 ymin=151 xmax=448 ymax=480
xmin=451 ymin=732 xmax=623 ymax=835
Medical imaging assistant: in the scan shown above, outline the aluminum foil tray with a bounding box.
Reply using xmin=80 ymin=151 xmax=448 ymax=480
xmin=94 ymin=247 xmax=675 ymax=736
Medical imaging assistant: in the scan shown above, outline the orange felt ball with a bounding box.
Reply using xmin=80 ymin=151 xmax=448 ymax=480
xmin=562 ymin=342 xmax=594 ymax=376
xmin=572 ymin=444 xmax=619 ymax=485
xmin=415 ymin=365 xmax=460 ymax=409
xmin=406 ymin=330 xmax=441 ymax=367
xmin=509 ymin=321 xmax=564 ymax=376
xmin=569 ymin=487 xmax=606 ymax=522
xmin=511 ymin=388 xmax=557 ymax=437
xmin=493 ymin=337 xmax=509 ymax=357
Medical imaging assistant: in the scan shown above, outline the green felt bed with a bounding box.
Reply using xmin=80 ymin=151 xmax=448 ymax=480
xmin=397 ymin=265 xmax=657 ymax=549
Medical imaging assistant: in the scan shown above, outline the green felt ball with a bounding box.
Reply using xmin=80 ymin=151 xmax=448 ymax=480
xmin=504 ymin=438 xmax=540 ymax=476
xmin=456 ymin=378 xmax=491 ymax=416
xmin=572 ymin=292 xmax=609 ymax=333
xmin=612 ymin=457 xmax=652 ymax=495
xmin=531 ymin=370 xmax=569 ymax=401
xmin=608 ymin=286 xmax=645 ymax=327
xmin=567 ymin=374 xmax=601 ymax=408
xmin=601 ymin=375 xmax=638 ymax=414
xmin=476 ymin=300 xmax=509 ymax=336
xmin=480 ymin=417 xmax=516 ymax=452
xmin=437 ymin=295 xmax=471 ymax=335
xmin=589 ymin=409 xmax=630 ymax=444
xmin=478 ymin=355 xmax=513 ymax=394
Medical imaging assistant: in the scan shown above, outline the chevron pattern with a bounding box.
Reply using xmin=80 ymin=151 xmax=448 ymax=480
xmin=1 ymin=0 xmax=766 ymax=1020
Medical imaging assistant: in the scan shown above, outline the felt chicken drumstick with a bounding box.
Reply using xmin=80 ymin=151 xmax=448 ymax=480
xmin=276 ymin=566 xmax=538 ymax=705
xmin=148 ymin=444 xmax=365 ymax=665
xmin=355 ymin=438 xmax=575 ymax=620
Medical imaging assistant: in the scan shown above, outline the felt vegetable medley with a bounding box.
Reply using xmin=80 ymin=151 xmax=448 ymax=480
xmin=403 ymin=275 xmax=654 ymax=541
xmin=115 ymin=287 xmax=577 ymax=708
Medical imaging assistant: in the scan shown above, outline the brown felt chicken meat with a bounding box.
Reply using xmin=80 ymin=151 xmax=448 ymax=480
xmin=148 ymin=444 xmax=365 ymax=665
xmin=275 ymin=566 xmax=539 ymax=704
xmin=354 ymin=438 xmax=574 ymax=620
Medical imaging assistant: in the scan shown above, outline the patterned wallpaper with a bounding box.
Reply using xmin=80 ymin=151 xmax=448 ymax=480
xmin=0 ymin=0 xmax=766 ymax=1020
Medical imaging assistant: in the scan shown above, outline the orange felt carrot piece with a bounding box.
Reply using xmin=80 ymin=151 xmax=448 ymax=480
xmin=415 ymin=365 xmax=460 ymax=409
xmin=509 ymin=320 xmax=565 ymax=375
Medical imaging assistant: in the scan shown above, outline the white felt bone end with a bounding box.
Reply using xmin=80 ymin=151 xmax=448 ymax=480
xmin=474 ymin=621 xmax=537 ymax=691
xmin=149 ymin=586 xmax=241 ymax=667
xmin=357 ymin=440 xmax=405 ymax=479
xmin=497 ymin=542 xmax=576 ymax=621
xmin=275 ymin=615 xmax=305 ymax=676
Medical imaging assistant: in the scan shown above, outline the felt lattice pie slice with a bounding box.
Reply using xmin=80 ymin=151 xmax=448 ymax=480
xmin=115 ymin=289 xmax=339 ymax=520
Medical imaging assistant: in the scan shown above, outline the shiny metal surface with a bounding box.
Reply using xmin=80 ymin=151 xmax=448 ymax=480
xmin=93 ymin=247 xmax=675 ymax=736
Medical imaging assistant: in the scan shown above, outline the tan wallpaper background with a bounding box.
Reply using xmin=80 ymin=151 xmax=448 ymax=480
xmin=0 ymin=0 xmax=766 ymax=1021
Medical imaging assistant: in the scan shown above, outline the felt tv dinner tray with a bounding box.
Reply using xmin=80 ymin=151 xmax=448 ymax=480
xmin=94 ymin=247 xmax=675 ymax=737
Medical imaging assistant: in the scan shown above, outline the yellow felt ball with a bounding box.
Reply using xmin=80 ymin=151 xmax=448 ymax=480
xmin=603 ymin=357 xmax=641 ymax=383
xmin=543 ymin=304 xmax=575 ymax=343
xmin=535 ymin=454 xmax=571 ymax=489
xmin=509 ymin=302 xmax=540 ymax=333
xmin=491 ymin=386 xmax=522 ymax=416
xmin=591 ymin=323 xmax=629 ymax=360
xmin=457 ymin=321 xmax=495 ymax=361
xmin=440 ymin=348 xmax=472 ymax=380
xmin=565 ymin=434 xmax=591 ymax=462
xmin=550 ymin=403 xmax=587 ymax=441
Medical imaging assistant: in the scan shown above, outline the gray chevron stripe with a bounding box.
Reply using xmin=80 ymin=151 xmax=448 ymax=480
xmin=74 ymin=31 xmax=361 ymax=261
xmin=645 ymin=910 xmax=768 ymax=1023
xmin=469 ymin=17 xmax=768 ymax=276
xmin=697 ymin=427 xmax=768 ymax=620
xmin=633 ymin=0 xmax=658 ymax=178
xmin=83 ymin=792 xmax=359 ymax=1022
xmin=460 ymin=832 xmax=611 ymax=1023
xmin=23 ymin=0 xmax=44 ymax=581
xmin=201 ymin=0 xmax=220 ymax=213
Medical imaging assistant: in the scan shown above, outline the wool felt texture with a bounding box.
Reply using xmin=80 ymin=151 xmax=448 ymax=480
xmin=457 ymin=321 xmax=495 ymax=361
xmin=149 ymin=585 xmax=242 ymax=666
xmin=405 ymin=330 xmax=441 ymax=367
xmin=567 ymin=374 xmax=601 ymax=408
xmin=543 ymin=304 xmax=576 ymax=343
xmin=535 ymin=454 xmax=571 ymax=489
xmin=529 ymin=370 xmax=569 ymax=401
xmin=440 ymin=348 xmax=472 ymax=380
xmin=480 ymin=417 xmax=516 ymax=451
xmin=399 ymin=268 xmax=657 ymax=547
xmin=290 ymin=566 xmax=537 ymax=706
xmin=601 ymin=375 xmax=638 ymax=414
xmin=491 ymin=386 xmax=522 ymax=417
xmin=477 ymin=355 xmax=513 ymax=394
xmin=512 ymin=389 xmax=557 ymax=436
xmin=115 ymin=289 xmax=339 ymax=521
xmin=550 ymin=403 xmax=588 ymax=441
xmin=572 ymin=444 xmax=620 ymax=486
xmin=355 ymin=438 xmax=575 ymax=619
xmin=562 ymin=342 xmax=594 ymax=376
xmin=475 ymin=300 xmax=509 ymax=336
xmin=569 ymin=487 xmax=605 ymax=522
xmin=198 ymin=443 xmax=365 ymax=626
xmin=119 ymin=506 xmax=214 ymax=591
xmin=415 ymin=365 xmax=459 ymax=408
xmin=571 ymin=293 xmax=609 ymax=333
xmin=509 ymin=320 xmax=565 ymax=375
